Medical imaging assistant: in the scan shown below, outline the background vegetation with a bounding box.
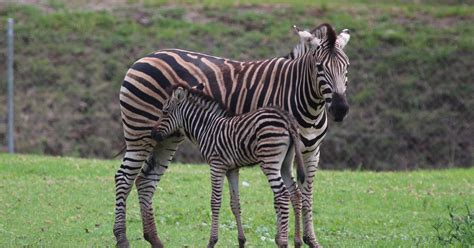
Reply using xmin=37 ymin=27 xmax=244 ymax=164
xmin=0 ymin=1 xmax=472 ymax=170
xmin=0 ymin=154 xmax=472 ymax=247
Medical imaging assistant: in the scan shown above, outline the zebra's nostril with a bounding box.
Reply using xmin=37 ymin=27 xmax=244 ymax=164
xmin=331 ymin=105 xmax=349 ymax=122
xmin=329 ymin=94 xmax=349 ymax=122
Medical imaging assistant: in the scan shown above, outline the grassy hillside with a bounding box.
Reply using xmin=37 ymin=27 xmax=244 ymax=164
xmin=0 ymin=1 xmax=472 ymax=169
xmin=0 ymin=153 xmax=472 ymax=247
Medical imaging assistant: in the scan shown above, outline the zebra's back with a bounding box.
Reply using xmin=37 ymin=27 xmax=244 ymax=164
xmin=120 ymin=49 xmax=293 ymax=144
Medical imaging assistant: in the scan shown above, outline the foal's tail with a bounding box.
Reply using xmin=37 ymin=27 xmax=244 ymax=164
xmin=278 ymin=109 xmax=305 ymax=184
xmin=292 ymin=131 xmax=306 ymax=184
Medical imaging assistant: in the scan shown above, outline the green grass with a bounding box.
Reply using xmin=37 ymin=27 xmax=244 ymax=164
xmin=0 ymin=153 xmax=472 ymax=247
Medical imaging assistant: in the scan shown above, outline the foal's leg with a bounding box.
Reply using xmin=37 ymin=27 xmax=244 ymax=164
xmin=135 ymin=135 xmax=184 ymax=248
xmin=281 ymin=147 xmax=303 ymax=248
xmin=207 ymin=163 xmax=226 ymax=248
xmin=114 ymin=148 xmax=152 ymax=248
xmin=226 ymin=169 xmax=246 ymax=248
xmin=260 ymin=161 xmax=291 ymax=248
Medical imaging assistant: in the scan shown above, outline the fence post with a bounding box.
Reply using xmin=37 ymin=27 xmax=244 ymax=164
xmin=7 ymin=18 xmax=14 ymax=153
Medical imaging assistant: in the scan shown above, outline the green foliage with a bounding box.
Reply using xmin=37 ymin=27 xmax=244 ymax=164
xmin=433 ymin=205 xmax=474 ymax=246
xmin=0 ymin=1 xmax=472 ymax=169
xmin=0 ymin=154 xmax=473 ymax=246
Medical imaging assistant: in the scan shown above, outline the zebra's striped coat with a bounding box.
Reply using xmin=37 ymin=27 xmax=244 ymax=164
xmin=114 ymin=23 xmax=351 ymax=248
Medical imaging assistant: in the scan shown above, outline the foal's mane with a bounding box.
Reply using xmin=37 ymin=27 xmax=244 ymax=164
xmin=169 ymin=84 xmax=235 ymax=117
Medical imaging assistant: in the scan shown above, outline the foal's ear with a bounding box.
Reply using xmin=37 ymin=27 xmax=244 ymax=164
xmin=173 ymin=87 xmax=186 ymax=103
xmin=191 ymin=82 xmax=205 ymax=91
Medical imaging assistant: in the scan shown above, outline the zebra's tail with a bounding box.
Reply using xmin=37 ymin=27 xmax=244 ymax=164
xmin=113 ymin=141 xmax=127 ymax=159
xmin=276 ymin=108 xmax=305 ymax=184
xmin=293 ymin=133 xmax=306 ymax=184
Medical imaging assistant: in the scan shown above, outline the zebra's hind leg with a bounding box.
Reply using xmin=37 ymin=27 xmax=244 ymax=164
xmin=281 ymin=147 xmax=303 ymax=248
xmin=300 ymin=148 xmax=321 ymax=248
xmin=207 ymin=162 xmax=226 ymax=248
xmin=136 ymin=135 xmax=184 ymax=248
xmin=114 ymin=149 xmax=152 ymax=248
xmin=260 ymin=161 xmax=290 ymax=248
xmin=226 ymin=169 xmax=246 ymax=248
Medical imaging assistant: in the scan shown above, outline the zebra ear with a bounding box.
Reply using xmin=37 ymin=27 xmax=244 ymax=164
xmin=292 ymin=25 xmax=301 ymax=34
xmin=310 ymin=36 xmax=321 ymax=47
xmin=173 ymin=87 xmax=186 ymax=103
xmin=296 ymin=29 xmax=313 ymax=42
xmin=295 ymin=28 xmax=321 ymax=48
xmin=337 ymin=29 xmax=350 ymax=49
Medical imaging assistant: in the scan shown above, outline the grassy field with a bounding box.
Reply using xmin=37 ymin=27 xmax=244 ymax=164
xmin=0 ymin=153 xmax=472 ymax=247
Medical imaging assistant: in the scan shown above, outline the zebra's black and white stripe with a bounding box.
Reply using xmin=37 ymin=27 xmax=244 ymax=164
xmin=114 ymin=23 xmax=351 ymax=248
xmin=152 ymin=86 xmax=306 ymax=248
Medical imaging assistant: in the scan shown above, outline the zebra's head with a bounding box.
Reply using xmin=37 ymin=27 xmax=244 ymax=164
xmin=295 ymin=23 xmax=351 ymax=122
xmin=151 ymin=87 xmax=187 ymax=142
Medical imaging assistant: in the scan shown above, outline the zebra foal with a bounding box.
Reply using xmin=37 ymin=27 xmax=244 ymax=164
xmin=151 ymin=86 xmax=306 ymax=248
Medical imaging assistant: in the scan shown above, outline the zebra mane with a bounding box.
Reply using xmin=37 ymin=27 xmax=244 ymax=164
xmin=284 ymin=39 xmax=312 ymax=60
xmin=170 ymin=84 xmax=235 ymax=117
xmin=310 ymin=23 xmax=337 ymax=53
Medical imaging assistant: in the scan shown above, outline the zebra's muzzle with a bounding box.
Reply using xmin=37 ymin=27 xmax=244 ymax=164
xmin=329 ymin=93 xmax=349 ymax=122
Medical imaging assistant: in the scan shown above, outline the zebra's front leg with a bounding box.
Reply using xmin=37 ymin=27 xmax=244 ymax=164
xmin=281 ymin=147 xmax=303 ymax=248
xmin=226 ymin=169 xmax=246 ymax=248
xmin=208 ymin=164 xmax=226 ymax=248
xmin=300 ymin=149 xmax=321 ymax=248
xmin=114 ymin=149 xmax=151 ymax=248
xmin=136 ymin=135 xmax=184 ymax=248
xmin=261 ymin=162 xmax=290 ymax=248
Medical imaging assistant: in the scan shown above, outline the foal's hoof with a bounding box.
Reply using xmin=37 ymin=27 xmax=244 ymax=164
xmin=116 ymin=239 xmax=130 ymax=248
xmin=274 ymin=236 xmax=288 ymax=248
xmin=294 ymin=237 xmax=303 ymax=248
xmin=238 ymin=236 xmax=246 ymax=248
xmin=207 ymin=237 xmax=218 ymax=248
xmin=144 ymin=232 xmax=163 ymax=248
xmin=303 ymin=235 xmax=322 ymax=248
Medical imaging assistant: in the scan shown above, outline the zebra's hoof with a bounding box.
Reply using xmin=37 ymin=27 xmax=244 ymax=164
xmin=303 ymin=235 xmax=321 ymax=248
xmin=116 ymin=239 xmax=130 ymax=248
xmin=207 ymin=236 xmax=218 ymax=248
xmin=238 ymin=236 xmax=246 ymax=248
xmin=144 ymin=232 xmax=163 ymax=248
xmin=274 ymin=236 xmax=288 ymax=248
xmin=295 ymin=237 xmax=303 ymax=248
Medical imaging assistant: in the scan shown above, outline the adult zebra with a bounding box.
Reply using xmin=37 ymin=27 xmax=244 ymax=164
xmin=115 ymin=23 xmax=351 ymax=248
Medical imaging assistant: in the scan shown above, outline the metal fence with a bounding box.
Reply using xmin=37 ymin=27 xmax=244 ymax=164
xmin=6 ymin=18 xmax=14 ymax=153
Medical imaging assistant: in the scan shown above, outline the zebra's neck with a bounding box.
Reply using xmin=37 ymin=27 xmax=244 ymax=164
xmin=280 ymin=52 xmax=326 ymax=128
